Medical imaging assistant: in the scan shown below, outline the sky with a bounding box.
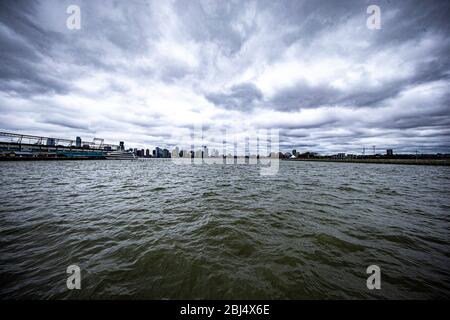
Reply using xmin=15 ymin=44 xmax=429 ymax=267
xmin=0 ymin=0 xmax=449 ymax=154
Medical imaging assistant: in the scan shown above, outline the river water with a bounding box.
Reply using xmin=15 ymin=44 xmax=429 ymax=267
xmin=0 ymin=159 xmax=449 ymax=299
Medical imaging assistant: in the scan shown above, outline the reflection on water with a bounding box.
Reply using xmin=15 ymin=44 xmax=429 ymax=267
xmin=0 ymin=159 xmax=449 ymax=299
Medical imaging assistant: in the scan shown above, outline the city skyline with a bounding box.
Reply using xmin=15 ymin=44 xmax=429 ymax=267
xmin=0 ymin=1 xmax=450 ymax=154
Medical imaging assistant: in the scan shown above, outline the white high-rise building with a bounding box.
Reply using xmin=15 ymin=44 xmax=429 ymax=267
xmin=172 ymin=146 xmax=180 ymax=158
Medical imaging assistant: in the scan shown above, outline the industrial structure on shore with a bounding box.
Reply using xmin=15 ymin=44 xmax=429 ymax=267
xmin=0 ymin=132 xmax=127 ymax=160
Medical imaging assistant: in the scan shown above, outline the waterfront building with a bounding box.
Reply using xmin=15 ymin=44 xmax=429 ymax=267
xmin=47 ymin=138 xmax=55 ymax=146
xmin=162 ymin=148 xmax=170 ymax=158
xmin=180 ymin=150 xmax=191 ymax=158
xmin=269 ymin=152 xmax=278 ymax=158
xmin=154 ymin=147 xmax=163 ymax=158
xmin=119 ymin=141 xmax=125 ymax=151
xmin=172 ymin=147 xmax=179 ymax=158
xmin=387 ymin=149 xmax=394 ymax=156
xmin=0 ymin=131 xmax=118 ymax=159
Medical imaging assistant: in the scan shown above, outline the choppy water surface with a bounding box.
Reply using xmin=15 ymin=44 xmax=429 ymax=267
xmin=0 ymin=159 xmax=449 ymax=299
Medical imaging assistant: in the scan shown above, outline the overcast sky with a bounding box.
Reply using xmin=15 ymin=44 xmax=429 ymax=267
xmin=0 ymin=0 xmax=449 ymax=154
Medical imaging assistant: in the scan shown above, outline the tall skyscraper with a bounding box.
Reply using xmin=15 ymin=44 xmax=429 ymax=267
xmin=172 ymin=146 xmax=180 ymax=158
xmin=155 ymin=147 xmax=162 ymax=158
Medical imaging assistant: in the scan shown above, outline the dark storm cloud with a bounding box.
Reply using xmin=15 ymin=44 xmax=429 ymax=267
xmin=206 ymin=83 xmax=263 ymax=110
xmin=0 ymin=1 xmax=71 ymax=96
xmin=205 ymin=0 xmax=450 ymax=113
xmin=267 ymin=83 xmax=340 ymax=111
xmin=174 ymin=0 xmax=258 ymax=55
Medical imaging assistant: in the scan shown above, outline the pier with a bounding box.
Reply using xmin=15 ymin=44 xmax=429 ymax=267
xmin=0 ymin=132 xmax=118 ymax=160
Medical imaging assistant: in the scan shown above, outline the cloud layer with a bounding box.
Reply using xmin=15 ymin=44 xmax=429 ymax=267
xmin=0 ymin=0 xmax=449 ymax=153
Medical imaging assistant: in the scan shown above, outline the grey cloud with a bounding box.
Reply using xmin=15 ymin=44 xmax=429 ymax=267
xmin=205 ymin=83 xmax=263 ymax=111
xmin=175 ymin=0 xmax=257 ymax=56
xmin=0 ymin=2 xmax=70 ymax=96
xmin=41 ymin=114 xmax=90 ymax=130
xmin=267 ymin=82 xmax=340 ymax=111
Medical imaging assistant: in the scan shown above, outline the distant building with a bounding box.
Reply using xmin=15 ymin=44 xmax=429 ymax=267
xmin=47 ymin=138 xmax=55 ymax=146
xmin=119 ymin=141 xmax=125 ymax=151
xmin=76 ymin=136 xmax=81 ymax=148
xmin=146 ymin=149 xmax=150 ymax=157
xmin=172 ymin=147 xmax=179 ymax=158
xmin=292 ymin=149 xmax=297 ymax=156
xmin=386 ymin=149 xmax=393 ymax=156
xmin=162 ymin=149 xmax=170 ymax=158
xmin=155 ymin=147 xmax=163 ymax=158
xmin=180 ymin=150 xmax=190 ymax=158
xmin=269 ymin=152 xmax=278 ymax=158
xmin=337 ymin=153 xmax=346 ymax=159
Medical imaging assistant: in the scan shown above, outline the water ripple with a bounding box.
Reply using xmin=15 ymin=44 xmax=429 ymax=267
xmin=0 ymin=160 xmax=449 ymax=299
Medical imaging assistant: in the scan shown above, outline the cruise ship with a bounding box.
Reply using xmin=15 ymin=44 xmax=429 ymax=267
xmin=105 ymin=150 xmax=136 ymax=160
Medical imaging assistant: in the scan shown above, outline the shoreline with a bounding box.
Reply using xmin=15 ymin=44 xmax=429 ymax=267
xmin=0 ymin=157 xmax=106 ymax=161
xmin=2 ymin=157 xmax=450 ymax=166
xmin=283 ymin=158 xmax=450 ymax=166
